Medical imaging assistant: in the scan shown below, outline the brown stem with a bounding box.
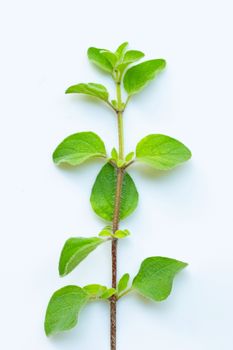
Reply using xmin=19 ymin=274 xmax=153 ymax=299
xmin=110 ymin=167 xmax=124 ymax=350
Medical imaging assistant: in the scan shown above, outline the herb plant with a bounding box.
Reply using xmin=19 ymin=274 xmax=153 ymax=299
xmin=44 ymin=42 xmax=192 ymax=350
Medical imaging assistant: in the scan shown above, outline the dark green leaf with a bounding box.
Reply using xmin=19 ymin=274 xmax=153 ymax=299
xmin=117 ymin=273 xmax=130 ymax=294
xmin=53 ymin=132 xmax=107 ymax=166
xmin=90 ymin=163 xmax=139 ymax=221
xmin=136 ymin=134 xmax=192 ymax=170
xmin=65 ymin=83 xmax=109 ymax=101
xmin=44 ymin=286 xmax=88 ymax=336
xmin=133 ymin=257 xmax=188 ymax=301
xmin=59 ymin=237 xmax=104 ymax=276
xmin=123 ymin=59 xmax=166 ymax=95
xmin=87 ymin=47 xmax=113 ymax=73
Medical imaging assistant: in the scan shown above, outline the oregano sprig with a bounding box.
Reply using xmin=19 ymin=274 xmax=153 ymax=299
xmin=44 ymin=42 xmax=192 ymax=349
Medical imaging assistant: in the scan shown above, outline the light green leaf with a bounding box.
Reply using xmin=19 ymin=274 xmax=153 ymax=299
xmin=53 ymin=132 xmax=107 ymax=166
xmin=117 ymin=273 xmax=130 ymax=294
xmin=123 ymin=50 xmax=145 ymax=64
xmin=111 ymin=148 xmax=118 ymax=161
xmin=123 ymin=59 xmax=166 ymax=95
xmin=65 ymin=83 xmax=109 ymax=101
xmin=44 ymin=285 xmax=88 ymax=336
xmin=83 ymin=284 xmax=107 ymax=298
xmin=136 ymin=134 xmax=192 ymax=170
xmin=101 ymin=51 xmax=118 ymax=67
xmin=59 ymin=237 xmax=104 ymax=276
xmin=101 ymin=288 xmax=116 ymax=299
xmin=114 ymin=229 xmax=130 ymax=239
xmin=133 ymin=257 xmax=188 ymax=301
xmin=125 ymin=151 xmax=134 ymax=162
xmin=115 ymin=42 xmax=128 ymax=59
xmin=87 ymin=47 xmax=112 ymax=73
xmin=90 ymin=163 xmax=139 ymax=221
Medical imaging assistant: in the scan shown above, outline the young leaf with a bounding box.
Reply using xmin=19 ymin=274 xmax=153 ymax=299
xmin=123 ymin=50 xmax=145 ymax=64
xmin=136 ymin=134 xmax=192 ymax=170
xmin=65 ymin=83 xmax=109 ymax=101
xmin=123 ymin=59 xmax=166 ymax=95
xmin=115 ymin=42 xmax=128 ymax=59
xmin=59 ymin=237 xmax=104 ymax=276
xmin=44 ymin=286 xmax=88 ymax=336
xmin=101 ymin=51 xmax=118 ymax=67
xmin=90 ymin=163 xmax=138 ymax=221
xmin=53 ymin=132 xmax=107 ymax=166
xmin=125 ymin=151 xmax=134 ymax=162
xmin=133 ymin=257 xmax=188 ymax=301
xmin=114 ymin=229 xmax=130 ymax=239
xmin=87 ymin=47 xmax=112 ymax=73
xmin=117 ymin=273 xmax=130 ymax=294
xmin=101 ymin=288 xmax=116 ymax=299
xmin=111 ymin=148 xmax=118 ymax=161
xmin=83 ymin=284 xmax=107 ymax=298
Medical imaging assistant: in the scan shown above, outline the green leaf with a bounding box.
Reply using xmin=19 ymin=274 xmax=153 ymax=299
xmin=44 ymin=285 xmax=88 ymax=336
xmin=83 ymin=284 xmax=107 ymax=298
xmin=115 ymin=42 xmax=128 ymax=59
xmin=136 ymin=134 xmax=192 ymax=170
xmin=133 ymin=257 xmax=188 ymax=301
xmin=90 ymin=163 xmax=139 ymax=221
xmin=125 ymin=151 xmax=134 ymax=162
xmin=87 ymin=47 xmax=112 ymax=73
xmin=123 ymin=59 xmax=166 ymax=95
xmin=65 ymin=83 xmax=109 ymax=101
xmin=111 ymin=148 xmax=118 ymax=161
xmin=53 ymin=132 xmax=107 ymax=166
xmin=101 ymin=288 xmax=116 ymax=299
xmin=123 ymin=50 xmax=145 ymax=64
xmin=114 ymin=229 xmax=130 ymax=239
xmin=101 ymin=51 xmax=118 ymax=67
xmin=59 ymin=237 xmax=104 ymax=276
xmin=117 ymin=273 xmax=130 ymax=294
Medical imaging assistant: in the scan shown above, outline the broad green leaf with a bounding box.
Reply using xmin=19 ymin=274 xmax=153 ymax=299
xmin=87 ymin=47 xmax=112 ymax=73
xmin=101 ymin=288 xmax=116 ymax=299
xmin=90 ymin=163 xmax=138 ymax=221
xmin=115 ymin=42 xmax=128 ymax=59
xmin=44 ymin=285 xmax=88 ymax=336
xmin=114 ymin=229 xmax=130 ymax=239
xmin=65 ymin=83 xmax=109 ymax=101
xmin=117 ymin=273 xmax=130 ymax=294
xmin=101 ymin=51 xmax=118 ymax=67
xmin=123 ymin=50 xmax=145 ymax=64
xmin=83 ymin=284 xmax=107 ymax=298
xmin=123 ymin=59 xmax=166 ymax=95
xmin=133 ymin=257 xmax=188 ymax=301
xmin=136 ymin=134 xmax=192 ymax=170
xmin=53 ymin=132 xmax=107 ymax=166
xmin=59 ymin=237 xmax=104 ymax=276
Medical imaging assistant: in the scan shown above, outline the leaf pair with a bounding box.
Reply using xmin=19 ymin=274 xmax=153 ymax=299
xmin=45 ymin=257 xmax=187 ymax=335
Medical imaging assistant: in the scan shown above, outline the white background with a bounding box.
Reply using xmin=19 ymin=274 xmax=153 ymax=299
xmin=1 ymin=0 xmax=233 ymax=349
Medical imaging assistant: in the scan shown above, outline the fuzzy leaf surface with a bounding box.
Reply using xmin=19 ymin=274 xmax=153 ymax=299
xmin=59 ymin=237 xmax=104 ymax=276
xmin=87 ymin=47 xmax=112 ymax=73
xmin=66 ymin=83 xmax=109 ymax=101
xmin=123 ymin=59 xmax=166 ymax=95
xmin=44 ymin=286 xmax=88 ymax=336
xmin=90 ymin=163 xmax=138 ymax=221
xmin=133 ymin=257 xmax=187 ymax=301
xmin=53 ymin=132 xmax=106 ymax=166
xmin=136 ymin=134 xmax=192 ymax=170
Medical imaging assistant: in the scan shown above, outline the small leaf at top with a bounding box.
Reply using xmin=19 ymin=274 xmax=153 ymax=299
xmin=44 ymin=285 xmax=88 ymax=336
xmin=65 ymin=83 xmax=109 ymax=101
xmin=123 ymin=50 xmax=145 ymax=64
xmin=59 ymin=237 xmax=105 ymax=276
xmin=87 ymin=47 xmax=113 ymax=73
xmin=123 ymin=59 xmax=166 ymax=95
xmin=133 ymin=257 xmax=188 ymax=301
xmin=115 ymin=42 xmax=128 ymax=59
xmin=136 ymin=134 xmax=192 ymax=170
xmin=117 ymin=273 xmax=130 ymax=294
xmin=101 ymin=51 xmax=118 ymax=67
xmin=53 ymin=131 xmax=107 ymax=166
xmin=125 ymin=151 xmax=134 ymax=162
xmin=90 ymin=163 xmax=139 ymax=221
xmin=111 ymin=148 xmax=118 ymax=161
